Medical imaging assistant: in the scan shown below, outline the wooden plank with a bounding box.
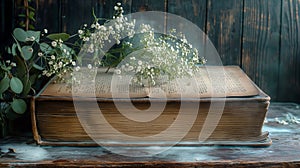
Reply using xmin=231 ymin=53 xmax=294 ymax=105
xmin=131 ymin=0 xmax=166 ymax=12
xmin=0 ymin=0 xmax=14 ymax=51
xmin=61 ymin=0 xmax=94 ymax=34
xmin=206 ymin=0 xmax=243 ymax=65
xmin=167 ymin=0 xmax=207 ymax=31
xmin=278 ymin=0 xmax=300 ymax=102
xmin=35 ymin=0 xmax=60 ymax=33
xmin=242 ymin=0 xmax=281 ymax=101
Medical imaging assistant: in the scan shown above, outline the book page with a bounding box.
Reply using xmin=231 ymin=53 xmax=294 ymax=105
xmin=149 ymin=66 xmax=259 ymax=98
xmin=41 ymin=69 xmax=149 ymax=98
xmin=42 ymin=66 xmax=259 ymax=98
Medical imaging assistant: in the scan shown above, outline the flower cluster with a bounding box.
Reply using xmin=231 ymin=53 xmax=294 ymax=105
xmin=75 ymin=2 xmax=206 ymax=86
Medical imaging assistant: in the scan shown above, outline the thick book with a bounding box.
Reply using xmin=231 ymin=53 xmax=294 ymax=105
xmin=31 ymin=66 xmax=271 ymax=146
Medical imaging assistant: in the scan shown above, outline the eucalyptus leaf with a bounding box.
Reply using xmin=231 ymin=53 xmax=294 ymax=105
xmin=27 ymin=30 xmax=40 ymax=42
xmin=21 ymin=46 xmax=33 ymax=60
xmin=40 ymin=43 xmax=51 ymax=53
xmin=7 ymin=47 xmax=11 ymax=54
xmin=13 ymin=28 xmax=27 ymax=42
xmin=10 ymin=77 xmax=23 ymax=94
xmin=12 ymin=43 xmax=17 ymax=56
xmin=11 ymin=99 xmax=27 ymax=114
xmin=33 ymin=63 xmax=44 ymax=70
xmin=47 ymin=33 xmax=70 ymax=41
xmin=0 ymin=76 xmax=10 ymax=94
xmin=22 ymin=79 xmax=31 ymax=96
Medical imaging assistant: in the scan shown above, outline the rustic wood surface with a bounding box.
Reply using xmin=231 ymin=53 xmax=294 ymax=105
xmin=0 ymin=102 xmax=300 ymax=167
xmin=278 ymin=0 xmax=300 ymax=102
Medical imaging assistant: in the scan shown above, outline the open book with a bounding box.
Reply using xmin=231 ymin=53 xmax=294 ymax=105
xmin=42 ymin=66 xmax=259 ymax=98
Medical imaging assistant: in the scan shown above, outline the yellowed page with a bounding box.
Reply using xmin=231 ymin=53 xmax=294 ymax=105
xmin=42 ymin=66 xmax=258 ymax=98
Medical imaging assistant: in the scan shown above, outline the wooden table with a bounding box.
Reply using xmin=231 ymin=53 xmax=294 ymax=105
xmin=1 ymin=102 xmax=300 ymax=167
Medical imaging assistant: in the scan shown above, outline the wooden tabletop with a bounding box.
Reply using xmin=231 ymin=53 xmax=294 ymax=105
xmin=1 ymin=102 xmax=300 ymax=167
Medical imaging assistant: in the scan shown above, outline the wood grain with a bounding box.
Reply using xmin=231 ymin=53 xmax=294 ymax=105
xmin=131 ymin=0 xmax=166 ymax=13
xmin=242 ymin=0 xmax=281 ymax=101
xmin=35 ymin=0 xmax=60 ymax=33
xmin=278 ymin=0 xmax=300 ymax=102
xmin=206 ymin=0 xmax=243 ymax=65
xmin=61 ymin=0 xmax=94 ymax=33
xmin=167 ymin=0 xmax=207 ymax=31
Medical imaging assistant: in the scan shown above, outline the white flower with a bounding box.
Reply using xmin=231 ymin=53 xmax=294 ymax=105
xmin=115 ymin=69 xmax=121 ymax=74
xmin=48 ymin=61 xmax=53 ymax=65
xmin=6 ymin=60 xmax=10 ymax=64
xmin=42 ymin=70 xmax=47 ymax=75
xmin=44 ymin=29 xmax=48 ymax=34
xmin=138 ymin=60 xmax=143 ymax=65
xmin=38 ymin=52 xmax=43 ymax=57
xmin=87 ymin=64 xmax=92 ymax=69
xmin=128 ymin=66 xmax=134 ymax=71
xmin=51 ymin=41 xmax=57 ymax=47
xmin=78 ymin=30 xmax=83 ymax=34
xmin=117 ymin=2 xmax=121 ymax=6
xmin=75 ymin=66 xmax=80 ymax=71
xmin=63 ymin=49 xmax=67 ymax=53
xmin=58 ymin=62 xmax=63 ymax=67
xmin=72 ymin=61 xmax=76 ymax=66
xmin=51 ymin=55 xmax=55 ymax=60
xmin=83 ymin=37 xmax=89 ymax=42
xmin=84 ymin=24 xmax=87 ymax=27
xmin=10 ymin=62 xmax=16 ymax=67
xmin=114 ymin=6 xmax=119 ymax=10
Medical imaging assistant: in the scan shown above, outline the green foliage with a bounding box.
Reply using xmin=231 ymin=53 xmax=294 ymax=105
xmin=47 ymin=33 xmax=70 ymax=42
xmin=0 ymin=27 xmax=74 ymax=122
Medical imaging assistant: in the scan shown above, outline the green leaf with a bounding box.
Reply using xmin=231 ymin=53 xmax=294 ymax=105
xmin=27 ymin=30 xmax=40 ymax=42
xmin=7 ymin=47 xmax=11 ymax=54
xmin=40 ymin=43 xmax=51 ymax=54
xmin=21 ymin=46 xmax=33 ymax=60
xmin=13 ymin=28 xmax=27 ymax=42
xmin=11 ymin=99 xmax=27 ymax=114
xmin=0 ymin=76 xmax=10 ymax=94
xmin=10 ymin=77 xmax=23 ymax=94
xmin=12 ymin=43 xmax=17 ymax=56
xmin=33 ymin=63 xmax=44 ymax=70
xmin=47 ymin=33 xmax=70 ymax=41
xmin=22 ymin=79 xmax=31 ymax=96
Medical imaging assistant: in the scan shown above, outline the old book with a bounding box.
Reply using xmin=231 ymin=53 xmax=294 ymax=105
xmin=31 ymin=66 xmax=271 ymax=146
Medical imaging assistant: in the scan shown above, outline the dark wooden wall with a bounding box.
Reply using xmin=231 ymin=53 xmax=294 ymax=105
xmin=1 ymin=0 xmax=300 ymax=103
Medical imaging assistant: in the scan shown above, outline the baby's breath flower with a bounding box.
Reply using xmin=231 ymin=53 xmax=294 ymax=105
xmin=38 ymin=52 xmax=43 ymax=57
xmin=10 ymin=62 xmax=16 ymax=67
xmin=115 ymin=69 xmax=121 ymax=74
xmin=78 ymin=30 xmax=83 ymax=34
xmin=48 ymin=61 xmax=53 ymax=65
xmin=75 ymin=66 xmax=80 ymax=71
xmin=87 ymin=64 xmax=92 ymax=69
xmin=51 ymin=55 xmax=55 ymax=60
xmin=51 ymin=41 xmax=57 ymax=47
xmin=44 ymin=29 xmax=48 ymax=34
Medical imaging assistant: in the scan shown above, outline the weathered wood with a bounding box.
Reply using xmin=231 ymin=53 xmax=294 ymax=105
xmin=131 ymin=0 xmax=166 ymax=13
xmin=242 ymin=0 xmax=281 ymax=101
xmin=35 ymin=0 xmax=60 ymax=33
xmin=278 ymin=0 xmax=300 ymax=102
xmin=167 ymin=0 xmax=207 ymax=31
xmin=206 ymin=0 xmax=243 ymax=65
xmin=61 ymin=0 xmax=94 ymax=34
xmin=1 ymin=103 xmax=300 ymax=167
